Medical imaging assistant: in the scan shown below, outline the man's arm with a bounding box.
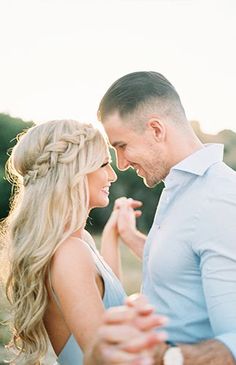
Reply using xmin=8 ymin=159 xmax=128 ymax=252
xmin=153 ymin=339 xmax=236 ymax=365
xmin=125 ymin=291 xmax=236 ymax=365
xmin=157 ymin=187 xmax=236 ymax=365
xmin=168 ymin=190 xmax=236 ymax=365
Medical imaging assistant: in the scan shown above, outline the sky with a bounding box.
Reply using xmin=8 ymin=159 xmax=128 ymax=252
xmin=0 ymin=0 xmax=235 ymax=134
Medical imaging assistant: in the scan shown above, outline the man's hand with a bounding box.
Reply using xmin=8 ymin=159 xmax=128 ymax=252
xmin=115 ymin=197 xmax=147 ymax=258
xmin=124 ymin=295 xmax=236 ymax=365
xmin=102 ymin=197 xmax=141 ymax=240
xmin=151 ymin=338 xmax=236 ymax=365
xmin=84 ymin=294 xmax=168 ymax=365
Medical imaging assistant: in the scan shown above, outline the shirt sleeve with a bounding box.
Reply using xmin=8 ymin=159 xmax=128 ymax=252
xmin=215 ymin=333 xmax=236 ymax=359
xmin=193 ymin=189 xmax=236 ymax=359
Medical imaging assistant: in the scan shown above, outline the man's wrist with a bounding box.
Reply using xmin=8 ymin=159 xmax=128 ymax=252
xmin=163 ymin=341 xmax=184 ymax=365
xmin=120 ymin=229 xmax=145 ymax=255
xmin=153 ymin=342 xmax=169 ymax=365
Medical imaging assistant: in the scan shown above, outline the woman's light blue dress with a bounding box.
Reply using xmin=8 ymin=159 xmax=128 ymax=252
xmin=50 ymin=242 xmax=126 ymax=365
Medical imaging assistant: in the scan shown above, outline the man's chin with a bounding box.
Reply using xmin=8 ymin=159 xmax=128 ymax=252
xmin=143 ymin=176 xmax=162 ymax=188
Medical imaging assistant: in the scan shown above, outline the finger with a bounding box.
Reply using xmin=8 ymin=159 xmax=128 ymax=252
xmin=103 ymin=306 xmax=136 ymax=324
xmin=98 ymin=323 xmax=142 ymax=343
xmin=125 ymin=293 xmax=150 ymax=310
xmin=125 ymin=294 xmax=154 ymax=315
xmin=121 ymin=332 xmax=168 ymax=353
xmin=114 ymin=197 xmax=128 ymax=209
xmin=128 ymin=199 xmax=143 ymax=208
xmin=134 ymin=211 xmax=142 ymax=218
xmin=100 ymin=345 xmax=154 ymax=364
xmin=133 ymin=314 xmax=169 ymax=331
xmin=103 ymin=307 xmax=167 ymax=332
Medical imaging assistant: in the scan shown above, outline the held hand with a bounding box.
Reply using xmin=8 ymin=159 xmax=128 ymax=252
xmin=102 ymin=197 xmax=129 ymax=239
xmin=87 ymin=294 xmax=168 ymax=365
xmin=115 ymin=198 xmax=146 ymax=258
xmin=117 ymin=198 xmax=142 ymax=240
xmin=103 ymin=197 xmax=142 ymax=242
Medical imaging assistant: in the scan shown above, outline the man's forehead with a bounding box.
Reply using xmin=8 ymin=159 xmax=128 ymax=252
xmin=106 ymin=129 xmax=127 ymax=147
xmin=103 ymin=116 xmax=128 ymax=145
xmin=102 ymin=112 xmax=123 ymax=128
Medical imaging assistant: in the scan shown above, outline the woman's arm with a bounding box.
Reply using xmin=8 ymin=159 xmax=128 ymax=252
xmin=100 ymin=197 xmax=144 ymax=278
xmin=50 ymin=237 xmax=107 ymax=353
xmin=101 ymin=207 xmax=122 ymax=279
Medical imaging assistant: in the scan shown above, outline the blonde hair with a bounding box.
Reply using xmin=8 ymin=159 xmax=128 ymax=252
xmin=2 ymin=119 xmax=109 ymax=364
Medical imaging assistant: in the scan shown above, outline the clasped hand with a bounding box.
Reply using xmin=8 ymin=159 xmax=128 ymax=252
xmin=103 ymin=197 xmax=143 ymax=254
xmin=87 ymin=294 xmax=168 ymax=365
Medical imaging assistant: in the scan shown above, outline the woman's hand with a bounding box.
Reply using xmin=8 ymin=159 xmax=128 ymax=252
xmin=102 ymin=197 xmax=129 ymax=240
xmin=101 ymin=197 xmax=145 ymax=276
xmin=102 ymin=197 xmax=142 ymax=243
xmin=101 ymin=198 xmax=133 ymax=277
xmin=115 ymin=198 xmax=147 ymax=259
xmin=116 ymin=198 xmax=142 ymax=240
xmin=85 ymin=294 xmax=168 ymax=365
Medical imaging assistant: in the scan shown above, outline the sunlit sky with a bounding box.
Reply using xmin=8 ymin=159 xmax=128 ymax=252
xmin=0 ymin=0 xmax=235 ymax=134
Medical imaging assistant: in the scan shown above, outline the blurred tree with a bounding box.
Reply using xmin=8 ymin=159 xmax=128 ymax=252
xmin=0 ymin=114 xmax=34 ymax=219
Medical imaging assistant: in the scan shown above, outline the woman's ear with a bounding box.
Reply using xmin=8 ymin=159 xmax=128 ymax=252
xmin=146 ymin=117 xmax=166 ymax=142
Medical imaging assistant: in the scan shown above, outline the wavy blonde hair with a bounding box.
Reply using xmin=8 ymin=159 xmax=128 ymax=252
xmin=2 ymin=119 xmax=109 ymax=364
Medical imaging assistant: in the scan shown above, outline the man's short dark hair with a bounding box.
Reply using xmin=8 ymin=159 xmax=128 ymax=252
xmin=98 ymin=71 xmax=185 ymax=123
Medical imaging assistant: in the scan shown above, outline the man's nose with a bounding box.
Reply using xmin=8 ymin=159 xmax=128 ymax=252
xmin=117 ymin=152 xmax=130 ymax=171
xmin=108 ymin=166 xmax=117 ymax=182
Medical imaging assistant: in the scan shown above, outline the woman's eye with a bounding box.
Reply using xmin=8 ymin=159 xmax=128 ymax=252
xmin=101 ymin=162 xmax=109 ymax=168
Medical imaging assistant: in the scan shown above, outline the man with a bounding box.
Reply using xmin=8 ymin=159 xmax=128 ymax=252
xmin=96 ymin=71 xmax=236 ymax=365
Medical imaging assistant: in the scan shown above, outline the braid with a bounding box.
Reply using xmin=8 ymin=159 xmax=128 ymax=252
xmin=23 ymin=124 xmax=97 ymax=186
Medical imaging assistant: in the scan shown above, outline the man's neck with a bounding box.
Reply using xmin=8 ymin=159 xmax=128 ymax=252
xmin=168 ymin=130 xmax=204 ymax=169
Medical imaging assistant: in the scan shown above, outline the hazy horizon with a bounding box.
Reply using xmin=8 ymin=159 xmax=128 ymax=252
xmin=0 ymin=0 xmax=235 ymax=134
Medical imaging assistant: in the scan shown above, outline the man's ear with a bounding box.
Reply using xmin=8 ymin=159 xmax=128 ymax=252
xmin=146 ymin=117 xmax=166 ymax=142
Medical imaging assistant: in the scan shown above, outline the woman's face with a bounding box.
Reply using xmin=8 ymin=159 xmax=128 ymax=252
xmin=87 ymin=156 xmax=117 ymax=209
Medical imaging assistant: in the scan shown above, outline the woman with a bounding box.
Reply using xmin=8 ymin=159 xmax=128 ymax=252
xmin=2 ymin=120 xmax=162 ymax=365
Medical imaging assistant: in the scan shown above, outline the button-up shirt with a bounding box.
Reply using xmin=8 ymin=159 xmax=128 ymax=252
xmin=142 ymin=144 xmax=236 ymax=358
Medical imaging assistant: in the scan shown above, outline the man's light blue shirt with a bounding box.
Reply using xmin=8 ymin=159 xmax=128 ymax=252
xmin=142 ymin=144 xmax=236 ymax=358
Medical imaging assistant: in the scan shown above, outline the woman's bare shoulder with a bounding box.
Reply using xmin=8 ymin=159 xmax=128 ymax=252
xmin=51 ymin=235 xmax=96 ymax=278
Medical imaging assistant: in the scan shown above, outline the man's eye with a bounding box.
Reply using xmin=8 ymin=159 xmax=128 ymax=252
xmin=118 ymin=144 xmax=126 ymax=149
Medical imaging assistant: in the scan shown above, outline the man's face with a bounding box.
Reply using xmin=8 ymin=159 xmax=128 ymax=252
xmin=103 ymin=113 xmax=169 ymax=187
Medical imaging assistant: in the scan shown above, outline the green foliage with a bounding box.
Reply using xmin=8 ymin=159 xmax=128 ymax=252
xmin=0 ymin=114 xmax=34 ymax=219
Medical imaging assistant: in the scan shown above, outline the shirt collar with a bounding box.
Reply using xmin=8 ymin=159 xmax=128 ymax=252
xmin=164 ymin=144 xmax=224 ymax=188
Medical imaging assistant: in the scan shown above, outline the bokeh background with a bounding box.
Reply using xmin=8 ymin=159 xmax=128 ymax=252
xmin=0 ymin=0 xmax=236 ymax=363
